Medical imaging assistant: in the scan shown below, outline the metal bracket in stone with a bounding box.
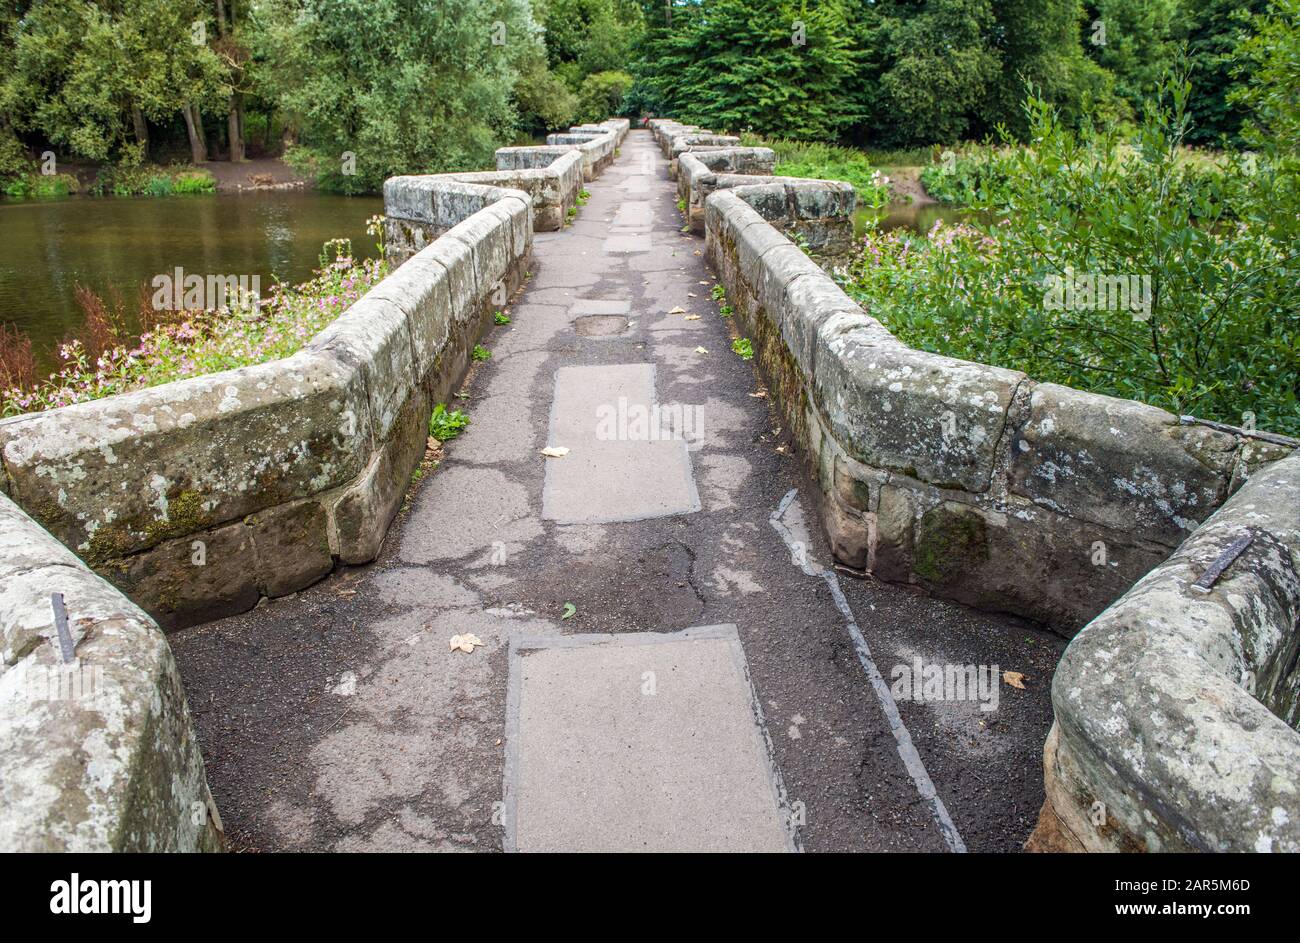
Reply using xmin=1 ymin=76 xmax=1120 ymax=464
xmin=1179 ymin=415 xmax=1300 ymax=449
xmin=50 ymin=592 xmax=76 ymax=663
xmin=1190 ymin=532 xmax=1254 ymax=595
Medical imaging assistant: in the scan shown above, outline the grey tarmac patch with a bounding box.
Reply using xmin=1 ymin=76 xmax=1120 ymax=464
xmin=541 ymin=363 xmax=700 ymax=524
xmin=503 ymin=624 xmax=797 ymax=853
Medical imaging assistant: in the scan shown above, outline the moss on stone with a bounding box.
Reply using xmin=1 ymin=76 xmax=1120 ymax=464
xmin=913 ymin=503 xmax=988 ymax=585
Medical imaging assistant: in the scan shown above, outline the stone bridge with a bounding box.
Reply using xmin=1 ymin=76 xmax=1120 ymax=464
xmin=1 ymin=119 xmax=1297 ymax=853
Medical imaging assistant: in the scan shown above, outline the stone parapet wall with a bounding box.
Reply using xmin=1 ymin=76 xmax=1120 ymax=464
xmin=1028 ymin=453 xmax=1300 ymax=852
xmin=667 ymin=110 xmax=1300 ymax=855
xmin=702 ymin=186 xmax=1295 ymax=633
xmin=0 ymin=116 xmax=633 ymax=854
xmin=700 ymin=162 xmax=1300 ymax=854
xmin=667 ymin=134 xmax=741 ymax=177
xmin=538 ymin=119 xmax=625 ymax=179
xmin=393 ymin=151 xmax=583 ymax=233
xmin=0 ymin=185 xmax=532 ymax=631
xmin=0 ymin=492 xmax=222 ymax=851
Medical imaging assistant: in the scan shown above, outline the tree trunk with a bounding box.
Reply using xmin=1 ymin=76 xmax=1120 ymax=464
xmin=131 ymin=105 xmax=149 ymax=158
xmin=227 ymin=94 xmax=245 ymax=162
xmin=182 ymin=103 xmax=208 ymax=163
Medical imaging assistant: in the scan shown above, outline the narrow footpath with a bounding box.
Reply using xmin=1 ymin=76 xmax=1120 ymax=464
xmin=170 ymin=131 xmax=1065 ymax=852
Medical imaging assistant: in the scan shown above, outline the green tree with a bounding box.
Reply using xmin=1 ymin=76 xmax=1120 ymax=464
xmin=253 ymin=0 xmax=543 ymax=192
xmin=3 ymin=0 xmax=226 ymax=165
xmin=1228 ymin=0 xmax=1299 ymax=153
xmin=862 ymin=0 xmax=999 ymax=146
xmin=1082 ymin=0 xmax=1179 ymax=117
xmin=977 ymin=0 xmax=1112 ymax=138
xmin=540 ymin=0 xmax=644 ymax=87
xmin=636 ymin=0 xmax=860 ymax=140
xmin=574 ymin=69 xmax=634 ymax=122
xmin=1176 ymin=0 xmax=1267 ymax=145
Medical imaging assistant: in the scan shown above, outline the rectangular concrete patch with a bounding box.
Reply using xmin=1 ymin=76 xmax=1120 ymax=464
xmin=542 ymin=363 xmax=699 ymax=523
xmin=570 ymin=298 xmax=631 ymax=316
xmin=504 ymin=625 xmax=796 ymax=853
xmin=603 ymin=233 xmax=652 ymax=253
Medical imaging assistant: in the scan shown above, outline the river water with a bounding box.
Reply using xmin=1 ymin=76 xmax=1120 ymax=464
xmin=0 ymin=190 xmax=383 ymax=370
xmin=2 ymin=188 xmax=962 ymax=375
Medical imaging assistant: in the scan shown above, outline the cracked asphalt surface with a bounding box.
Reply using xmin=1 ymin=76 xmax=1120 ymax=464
xmin=169 ymin=131 xmax=1065 ymax=853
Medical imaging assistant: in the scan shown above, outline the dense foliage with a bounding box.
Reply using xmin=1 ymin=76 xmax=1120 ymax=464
xmin=633 ymin=0 xmax=1277 ymax=148
xmin=842 ymin=70 xmax=1300 ymax=435
xmin=0 ymin=0 xmax=647 ymax=193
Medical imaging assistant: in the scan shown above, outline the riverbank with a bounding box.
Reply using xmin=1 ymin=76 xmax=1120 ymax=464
xmin=2 ymin=156 xmax=311 ymax=200
xmin=203 ymin=157 xmax=311 ymax=193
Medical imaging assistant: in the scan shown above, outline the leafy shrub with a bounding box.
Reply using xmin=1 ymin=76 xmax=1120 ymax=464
xmin=843 ymin=81 xmax=1299 ymax=435
xmin=91 ymin=164 xmax=215 ymax=197
xmin=2 ymin=172 xmax=79 ymax=198
xmin=919 ymin=146 xmax=1014 ymax=205
xmin=575 ymin=70 xmax=634 ymax=124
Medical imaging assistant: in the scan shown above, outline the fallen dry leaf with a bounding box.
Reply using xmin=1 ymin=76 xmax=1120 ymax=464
xmin=669 ymin=305 xmax=686 ymax=314
xmin=695 ymin=346 xmax=709 ymax=354
xmin=449 ymin=633 xmax=484 ymax=654
xmin=540 ymin=446 xmax=570 ymax=458
xmin=749 ymin=390 xmax=768 ymax=398
xmin=684 ymin=314 xmax=701 ymax=321
xmin=1002 ymin=670 xmax=1027 ymax=690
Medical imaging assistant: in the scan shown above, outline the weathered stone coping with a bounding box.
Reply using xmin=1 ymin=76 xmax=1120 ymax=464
xmin=0 ymin=182 xmax=534 ymax=630
xmin=1030 ymin=451 xmax=1300 ymax=852
xmin=532 ymin=120 xmax=626 ymax=180
xmin=385 ymin=152 xmax=583 ymax=233
xmin=667 ymin=134 xmax=741 ymax=177
xmin=702 ymin=185 xmax=1294 ymax=632
xmin=0 ymin=492 xmax=222 ymax=851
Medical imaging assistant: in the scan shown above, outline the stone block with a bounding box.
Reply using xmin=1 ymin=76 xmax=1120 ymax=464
xmin=246 ymin=498 xmax=333 ymax=599
xmin=99 ymin=519 xmax=259 ymax=630
xmin=1010 ymin=383 xmax=1235 ymax=545
xmin=330 ymin=387 xmax=431 ymax=564
xmin=0 ymin=351 xmax=369 ymax=564
xmin=813 ymin=338 xmax=1024 ymax=493
xmin=307 ymin=294 xmax=416 ymax=447
xmin=0 ymin=493 xmax=222 ymax=852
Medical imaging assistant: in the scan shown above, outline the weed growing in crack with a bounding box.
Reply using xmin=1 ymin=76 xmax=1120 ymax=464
xmin=429 ymin=403 xmax=469 ymax=441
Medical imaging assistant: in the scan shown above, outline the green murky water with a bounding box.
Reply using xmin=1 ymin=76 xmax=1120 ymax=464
xmin=856 ymin=201 xmax=974 ymax=237
xmin=0 ymin=190 xmax=383 ymax=370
